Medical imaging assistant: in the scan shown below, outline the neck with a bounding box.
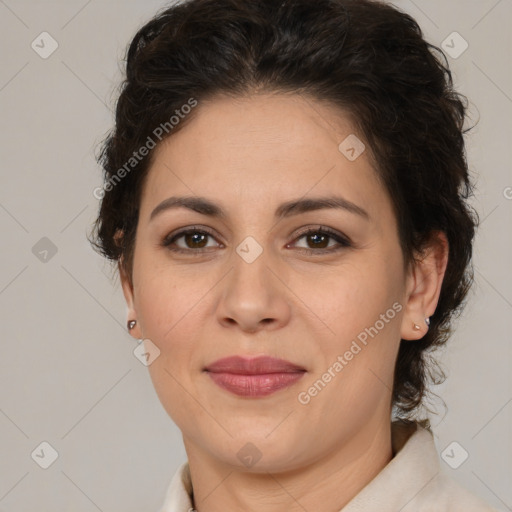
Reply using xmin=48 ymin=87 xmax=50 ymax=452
xmin=183 ymin=419 xmax=393 ymax=512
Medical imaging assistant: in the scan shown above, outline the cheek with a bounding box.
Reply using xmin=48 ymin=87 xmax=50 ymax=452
xmin=299 ymin=251 xmax=405 ymax=405
xmin=134 ymin=266 xmax=207 ymax=426
xmin=295 ymin=263 xmax=403 ymax=424
xmin=295 ymin=255 xmax=402 ymax=341
xmin=133 ymin=255 xmax=205 ymax=342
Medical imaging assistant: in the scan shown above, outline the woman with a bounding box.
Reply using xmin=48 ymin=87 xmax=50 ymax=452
xmin=90 ymin=0 xmax=499 ymax=510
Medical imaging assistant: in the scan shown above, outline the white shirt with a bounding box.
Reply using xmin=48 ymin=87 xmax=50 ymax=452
xmin=159 ymin=421 xmax=500 ymax=511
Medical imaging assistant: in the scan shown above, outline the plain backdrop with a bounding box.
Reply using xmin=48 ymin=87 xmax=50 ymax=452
xmin=0 ymin=0 xmax=511 ymax=510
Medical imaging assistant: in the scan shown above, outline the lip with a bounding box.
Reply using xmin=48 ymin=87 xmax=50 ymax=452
xmin=205 ymin=355 xmax=305 ymax=374
xmin=204 ymin=356 xmax=306 ymax=397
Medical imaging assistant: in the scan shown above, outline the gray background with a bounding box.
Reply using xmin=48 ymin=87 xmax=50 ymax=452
xmin=0 ymin=0 xmax=510 ymax=510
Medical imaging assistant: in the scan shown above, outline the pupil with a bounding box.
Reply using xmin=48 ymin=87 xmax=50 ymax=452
xmin=309 ymin=233 xmax=327 ymax=248
xmin=186 ymin=233 xmax=207 ymax=248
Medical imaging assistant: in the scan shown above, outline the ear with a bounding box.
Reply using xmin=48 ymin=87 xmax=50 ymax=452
xmin=119 ymin=258 xmax=143 ymax=340
xmin=400 ymin=231 xmax=449 ymax=340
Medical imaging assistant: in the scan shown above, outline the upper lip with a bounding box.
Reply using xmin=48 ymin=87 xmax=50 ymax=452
xmin=204 ymin=356 xmax=306 ymax=375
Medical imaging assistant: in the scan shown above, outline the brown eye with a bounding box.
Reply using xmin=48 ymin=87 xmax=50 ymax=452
xmin=162 ymin=227 xmax=221 ymax=253
xmin=289 ymin=227 xmax=351 ymax=254
xmin=303 ymin=232 xmax=330 ymax=249
xmin=182 ymin=232 xmax=209 ymax=249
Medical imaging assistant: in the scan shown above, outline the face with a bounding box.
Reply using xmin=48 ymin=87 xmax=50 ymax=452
xmin=121 ymin=92 xmax=429 ymax=472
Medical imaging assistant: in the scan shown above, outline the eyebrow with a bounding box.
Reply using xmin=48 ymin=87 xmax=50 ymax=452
xmin=149 ymin=195 xmax=370 ymax=222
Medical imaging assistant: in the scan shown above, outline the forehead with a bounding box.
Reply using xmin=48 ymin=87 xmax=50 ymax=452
xmin=140 ymin=93 xmax=391 ymax=223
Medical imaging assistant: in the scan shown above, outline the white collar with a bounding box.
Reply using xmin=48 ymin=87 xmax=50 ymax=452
xmin=159 ymin=420 xmax=494 ymax=511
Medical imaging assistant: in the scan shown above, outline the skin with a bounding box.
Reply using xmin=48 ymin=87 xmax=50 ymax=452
xmin=120 ymin=92 xmax=448 ymax=512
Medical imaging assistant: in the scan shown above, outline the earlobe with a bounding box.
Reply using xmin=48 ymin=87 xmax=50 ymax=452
xmin=400 ymin=231 xmax=449 ymax=341
xmin=119 ymin=259 xmax=142 ymax=340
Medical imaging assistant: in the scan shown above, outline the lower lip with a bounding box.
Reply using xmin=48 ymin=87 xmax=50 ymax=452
xmin=206 ymin=371 xmax=305 ymax=397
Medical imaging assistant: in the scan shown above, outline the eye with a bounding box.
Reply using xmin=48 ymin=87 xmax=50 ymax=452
xmin=162 ymin=226 xmax=222 ymax=253
xmin=161 ymin=225 xmax=351 ymax=256
xmin=288 ymin=226 xmax=352 ymax=255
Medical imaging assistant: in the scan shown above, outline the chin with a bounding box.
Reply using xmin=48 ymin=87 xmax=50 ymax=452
xmin=210 ymin=433 xmax=307 ymax=473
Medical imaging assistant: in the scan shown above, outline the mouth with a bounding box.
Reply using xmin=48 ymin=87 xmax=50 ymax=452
xmin=203 ymin=355 xmax=306 ymax=397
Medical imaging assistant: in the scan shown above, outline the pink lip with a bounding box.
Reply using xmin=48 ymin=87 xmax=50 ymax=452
xmin=204 ymin=356 xmax=306 ymax=397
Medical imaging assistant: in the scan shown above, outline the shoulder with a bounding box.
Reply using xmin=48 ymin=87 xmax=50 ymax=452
xmin=392 ymin=421 xmax=500 ymax=512
xmin=376 ymin=421 xmax=500 ymax=512
xmin=421 ymin=471 xmax=501 ymax=512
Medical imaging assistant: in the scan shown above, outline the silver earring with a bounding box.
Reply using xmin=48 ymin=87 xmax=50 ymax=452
xmin=425 ymin=317 xmax=430 ymax=328
xmin=127 ymin=320 xmax=137 ymax=330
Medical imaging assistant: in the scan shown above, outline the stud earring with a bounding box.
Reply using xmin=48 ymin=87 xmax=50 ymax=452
xmin=413 ymin=317 xmax=430 ymax=332
xmin=127 ymin=319 xmax=137 ymax=330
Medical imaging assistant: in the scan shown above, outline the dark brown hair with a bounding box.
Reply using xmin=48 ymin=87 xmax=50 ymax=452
xmin=89 ymin=0 xmax=478 ymax=420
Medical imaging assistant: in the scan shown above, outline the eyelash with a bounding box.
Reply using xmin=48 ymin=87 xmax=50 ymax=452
xmin=161 ymin=225 xmax=352 ymax=256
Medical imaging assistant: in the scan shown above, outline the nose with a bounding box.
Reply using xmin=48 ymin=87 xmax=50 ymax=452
xmin=215 ymin=249 xmax=291 ymax=334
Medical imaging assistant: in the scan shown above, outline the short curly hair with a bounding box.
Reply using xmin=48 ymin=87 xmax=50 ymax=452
xmin=89 ymin=0 xmax=478 ymax=420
